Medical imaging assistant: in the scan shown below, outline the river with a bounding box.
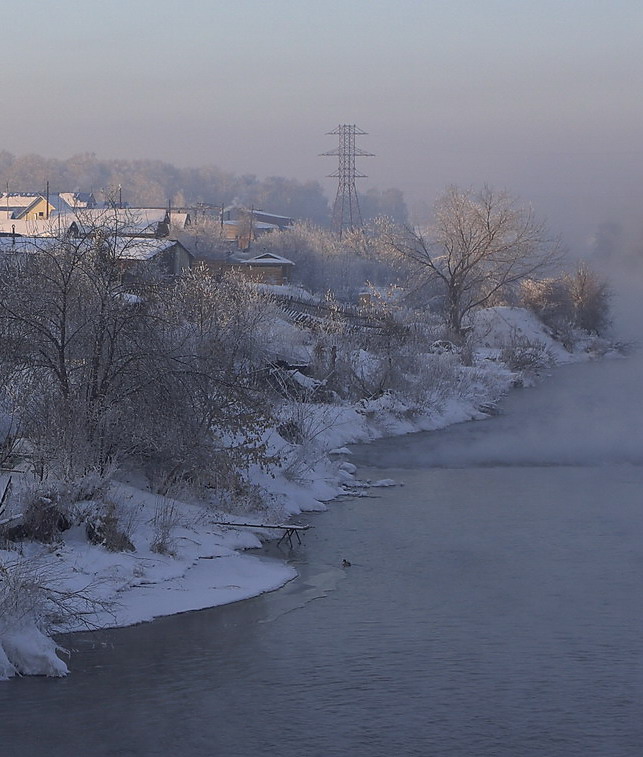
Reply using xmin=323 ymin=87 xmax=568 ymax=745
xmin=2 ymin=353 xmax=643 ymax=756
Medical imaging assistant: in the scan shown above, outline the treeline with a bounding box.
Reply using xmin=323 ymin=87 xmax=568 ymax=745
xmin=0 ymin=151 xmax=408 ymax=226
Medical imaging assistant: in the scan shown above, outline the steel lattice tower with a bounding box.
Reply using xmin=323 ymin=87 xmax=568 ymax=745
xmin=321 ymin=124 xmax=374 ymax=236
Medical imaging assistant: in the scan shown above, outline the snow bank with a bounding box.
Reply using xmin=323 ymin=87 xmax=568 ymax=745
xmin=0 ymin=484 xmax=299 ymax=679
xmin=471 ymin=306 xmax=575 ymax=363
xmin=0 ymin=624 xmax=68 ymax=680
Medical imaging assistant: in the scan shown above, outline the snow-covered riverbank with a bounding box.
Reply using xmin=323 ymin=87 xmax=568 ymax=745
xmin=0 ymin=307 xmax=611 ymax=680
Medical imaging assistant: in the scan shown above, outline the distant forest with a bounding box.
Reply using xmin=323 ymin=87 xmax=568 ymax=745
xmin=0 ymin=151 xmax=408 ymax=226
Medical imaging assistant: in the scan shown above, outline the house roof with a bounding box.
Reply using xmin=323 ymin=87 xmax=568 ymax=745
xmin=0 ymin=217 xmax=77 ymax=237
xmin=168 ymin=211 xmax=191 ymax=229
xmin=0 ymin=235 xmax=190 ymax=262
xmin=117 ymin=239 xmax=185 ymax=261
xmin=0 ymin=193 xmax=43 ymax=208
xmin=222 ymin=220 xmax=279 ymax=232
xmin=69 ymin=208 xmax=170 ymax=236
xmin=241 ymin=252 xmax=294 ymax=266
xmin=57 ymin=192 xmax=96 ymax=210
xmin=222 ymin=205 xmax=294 ymax=227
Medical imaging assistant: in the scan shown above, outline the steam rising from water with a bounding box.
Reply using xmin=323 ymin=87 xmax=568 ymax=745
xmin=353 ymin=269 xmax=643 ymax=470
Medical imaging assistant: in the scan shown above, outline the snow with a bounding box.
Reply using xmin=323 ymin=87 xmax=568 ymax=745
xmin=372 ymin=479 xmax=397 ymax=487
xmin=0 ymin=483 xmax=299 ymax=679
xmin=0 ymin=306 xmax=610 ymax=680
xmin=0 ymin=625 xmax=68 ymax=678
xmin=471 ymin=306 xmax=576 ymax=364
xmin=329 ymin=447 xmax=352 ymax=456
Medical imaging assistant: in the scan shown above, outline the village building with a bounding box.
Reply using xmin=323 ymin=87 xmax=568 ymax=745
xmin=0 ymin=235 xmax=193 ymax=283
xmin=217 ymin=205 xmax=294 ymax=250
xmin=117 ymin=238 xmax=194 ymax=280
xmin=56 ymin=192 xmax=97 ymax=210
xmin=0 ymin=191 xmax=294 ymax=285
xmin=235 ymin=251 xmax=295 ymax=285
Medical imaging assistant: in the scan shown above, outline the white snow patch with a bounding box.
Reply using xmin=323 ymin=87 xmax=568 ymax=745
xmin=329 ymin=447 xmax=352 ymax=456
xmin=0 ymin=624 xmax=68 ymax=679
xmin=471 ymin=306 xmax=574 ymax=363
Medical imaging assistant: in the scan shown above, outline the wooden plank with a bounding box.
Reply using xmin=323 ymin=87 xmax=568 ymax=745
xmin=212 ymin=521 xmax=310 ymax=531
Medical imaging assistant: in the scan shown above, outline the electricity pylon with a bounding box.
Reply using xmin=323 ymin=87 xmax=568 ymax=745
xmin=321 ymin=125 xmax=374 ymax=236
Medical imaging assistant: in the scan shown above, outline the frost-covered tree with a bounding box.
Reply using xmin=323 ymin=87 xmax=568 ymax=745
xmin=383 ymin=186 xmax=562 ymax=335
xmin=0 ymin=218 xmax=167 ymax=479
xmin=521 ymin=264 xmax=611 ymax=336
xmin=0 ymin=213 xmax=279 ymax=494
xmin=142 ymin=269 xmax=278 ymax=493
xmin=257 ymin=221 xmax=400 ymax=297
xmin=567 ymin=263 xmax=611 ymax=334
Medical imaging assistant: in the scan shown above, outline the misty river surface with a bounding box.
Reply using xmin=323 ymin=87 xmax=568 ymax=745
xmin=2 ymin=353 xmax=643 ymax=757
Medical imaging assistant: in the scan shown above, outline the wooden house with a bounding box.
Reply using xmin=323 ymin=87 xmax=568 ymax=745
xmin=237 ymin=252 xmax=295 ymax=285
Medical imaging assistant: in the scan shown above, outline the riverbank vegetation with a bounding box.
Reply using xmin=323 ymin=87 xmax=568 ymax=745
xmin=0 ymin=187 xmax=613 ymax=678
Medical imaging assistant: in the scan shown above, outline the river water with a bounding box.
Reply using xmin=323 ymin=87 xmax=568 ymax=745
xmin=2 ymin=353 xmax=643 ymax=757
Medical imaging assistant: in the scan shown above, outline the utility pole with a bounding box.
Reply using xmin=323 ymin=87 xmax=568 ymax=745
xmin=321 ymin=124 xmax=374 ymax=237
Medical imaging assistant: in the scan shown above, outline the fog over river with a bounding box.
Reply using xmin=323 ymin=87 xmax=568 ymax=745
xmin=2 ymin=308 xmax=643 ymax=756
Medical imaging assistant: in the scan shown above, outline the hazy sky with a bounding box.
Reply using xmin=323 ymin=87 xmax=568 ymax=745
xmin=6 ymin=0 xmax=643 ymax=252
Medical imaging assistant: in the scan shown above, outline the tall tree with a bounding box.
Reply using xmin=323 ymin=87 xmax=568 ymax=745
xmin=384 ymin=186 xmax=562 ymax=335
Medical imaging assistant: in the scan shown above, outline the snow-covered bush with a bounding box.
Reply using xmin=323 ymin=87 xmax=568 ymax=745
xmin=500 ymin=337 xmax=555 ymax=375
xmin=520 ymin=265 xmax=611 ymax=337
xmin=2 ymin=481 xmax=73 ymax=544
xmin=0 ymin=556 xmax=110 ymax=679
xmin=277 ymin=398 xmax=344 ymax=484
xmin=1 ymin=470 xmax=118 ymax=545
xmin=403 ymin=353 xmax=463 ymax=413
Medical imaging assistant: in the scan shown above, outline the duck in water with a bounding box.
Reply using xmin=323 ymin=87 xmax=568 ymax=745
xmin=342 ymin=559 xmax=351 ymax=568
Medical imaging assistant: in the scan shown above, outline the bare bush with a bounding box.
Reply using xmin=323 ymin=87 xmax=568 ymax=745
xmin=85 ymin=501 xmax=135 ymax=552
xmin=150 ymin=501 xmax=181 ymax=556
xmin=0 ymin=555 xmax=113 ymax=633
xmin=500 ymin=336 xmax=555 ymax=374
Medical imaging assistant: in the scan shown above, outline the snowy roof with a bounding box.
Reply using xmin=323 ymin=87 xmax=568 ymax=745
xmin=0 ymin=236 xmax=60 ymax=255
xmin=223 ymin=204 xmax=292 ymax=219
xmin=242 ymin=252 xmax=294 ymax=266
xmin=0 ymin=235 xmax=186 ymax=262
xmin=0 ymin=216 xmax=77 ymax=237
xmin=222 ymin=220 xmax=279 ymax=231
xmin=116 ymin=239 xmax=182 ymax=261
xmin=68 ymin=208 xmax=171 ymax=236
xmin=0 ymin=193 xmax=43 ymax=207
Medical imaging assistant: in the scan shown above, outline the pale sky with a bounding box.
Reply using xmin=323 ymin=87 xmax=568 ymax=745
xmin=6 ymin=0 xmax=643 ymax=252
